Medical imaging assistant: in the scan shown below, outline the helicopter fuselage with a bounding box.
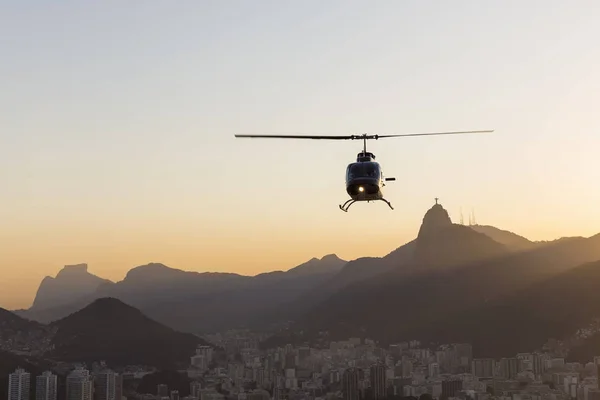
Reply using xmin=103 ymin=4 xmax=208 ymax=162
xmin=344 ymin=152 xmax=387 ymax=202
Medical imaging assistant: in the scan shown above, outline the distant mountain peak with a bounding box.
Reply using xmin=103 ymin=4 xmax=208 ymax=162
xmin=417 ymin=200 xmax=452 ymax=238
xmin=132 ymin=262 xmax=172 ymax=270
xmin=468 ymin=224 xmax=535 ymax=251
xmin=285 ymin=254 xmax=347 ymax=276
xmin=56 ymin=263 xmax=89 ymax=277
xmin=31 ymin=264 xmax=111 ymax=311
xmin=321 ymin=254 xmax=342 ymax=262
xmin=49 ymin=296 xmax=208 ymax=368
xmin=87 ymin=297 xmax=130 ymax=308
xmin=124 ymin=263 xmax=185 ymax=281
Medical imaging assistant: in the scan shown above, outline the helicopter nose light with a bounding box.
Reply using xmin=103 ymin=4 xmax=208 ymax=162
xmin=358 ymin=186 xmax=364 ymax=192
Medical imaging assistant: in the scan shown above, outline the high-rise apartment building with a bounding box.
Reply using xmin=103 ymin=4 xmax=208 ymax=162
xmin=342 ymin=368 xmax=361 ymax=400
xmin=94 ymin=369 xmax=122 ymax=400
xmin=66 ymin=366 xmax=94 ymax=400
xmin=370 ymin=363 xmax=387 ymax=400
xmin=471 ymin=358 xmax=495 ymax=378
xmin=8 ymin=368 xmax=31 ymax=400
xmin=36 ymin=371 xmax=58 ymax=400
xmin=499 ymin=358 xmax=519 ymax=380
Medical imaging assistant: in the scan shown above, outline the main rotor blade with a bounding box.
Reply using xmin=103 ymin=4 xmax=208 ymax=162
xmin=377 ymin=130 xmax=494 ymax=138
xmin=235 ymin=134 xmax=354 ymax=140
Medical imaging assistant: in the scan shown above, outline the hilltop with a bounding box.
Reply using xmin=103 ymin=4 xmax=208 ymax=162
xmin=48 ymin=297 xmax=208 ymax=369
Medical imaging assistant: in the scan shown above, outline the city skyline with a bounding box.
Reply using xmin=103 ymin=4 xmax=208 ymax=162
xmin=7 ymin=332 xmax=600 ymax=400
xmin=3 ymin=1 xmax=600 ymax=309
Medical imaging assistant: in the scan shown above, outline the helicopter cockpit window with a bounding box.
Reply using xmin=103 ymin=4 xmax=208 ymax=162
xmin=347 ymin=163 xmax=381 ymax=180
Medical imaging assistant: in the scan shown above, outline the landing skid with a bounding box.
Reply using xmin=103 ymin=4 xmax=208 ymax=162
xmin=338 ymin=198 xmax=394 ymax=212
xmin=339 ymin=199 xmax=356 ymax=212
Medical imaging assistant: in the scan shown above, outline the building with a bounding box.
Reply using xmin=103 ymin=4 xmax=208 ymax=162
xmin=190 ymin=382 xmax=202 ymax=400
xmin=66 ymin=366 xmax=94 ymax=400
xmin=401 ymin=358 xmax=413 ymax=377
xmin=441 ymin=379 xmax=462 ymax=400
xmin=499 ymin=358 xmax=519 ymax=379
xmin=94 ymin=369 xmax=122 ymax=400
xmin=8 ymin=368 xmax=31 ymax=400
xmin=36 ymin=371 xmax=58 ymax=400
xmin=158 ymin=385 xmax=169 ymax=398
xmin=472 ymin=359 xmax=495 ymax=378
xmin=342 ymin=368 xmax=361 ymax=400
xmin=370 ymin=363 xmax=386 ymax=400
xmin=428 ymin=363 xmax=440 ymax=379
xmin=454 ymin=343 xmax=473 ymax=369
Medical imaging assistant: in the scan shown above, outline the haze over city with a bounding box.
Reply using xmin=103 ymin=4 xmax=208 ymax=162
xmin=2 ymin=0 xmax=600 ymax=310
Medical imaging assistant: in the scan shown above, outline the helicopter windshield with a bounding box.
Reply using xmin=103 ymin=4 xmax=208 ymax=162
xmin=347 ymin=162 xmax=381 ymax=180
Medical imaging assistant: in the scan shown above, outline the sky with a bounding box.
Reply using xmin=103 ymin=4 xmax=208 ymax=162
xmin=1 ymin=0 xmax=600 ymax=309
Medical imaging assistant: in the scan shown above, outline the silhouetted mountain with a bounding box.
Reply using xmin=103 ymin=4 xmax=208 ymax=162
xmin=48 ymin=298 xmax=208 ymax=368
xmin=0 ymin=308 xmax=52 ymax=357
xmin=412 ymin=203 xmax=508 ymax=270
xmin=429 ymin=258 xmax=600 ymax=358
xmin=467 ymin=225 xmax=536 ymax=252
xmin=20 ymin=255 xmax=347 ymax=333
xmin=14 ymin=303 xmax=82 ymax=325
xmin=263 ymin=205 xmax=600 ymax=351
xmin=266 ymin=241 xmax=418 ymax=324
xmin=416 ymin=201 xmax=453 ymax=237
xmin=30 ymin=264 xmax=113 ymax=311
xmin=143 ymin=255 xmax=348 ymax=333
xmin=284 ymin=254 xmax=346 ymax=276
xmin=265 ymin=202 xmax=508 ymax=328
xmin=0 ymin=307 xmax=40 ymax=332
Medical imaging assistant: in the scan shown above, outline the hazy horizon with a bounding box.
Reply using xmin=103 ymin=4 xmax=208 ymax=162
xmin=3 ymin=216 xmax=592 ymax=311
xmin=2 ymin=1 xmax=600 ymax=309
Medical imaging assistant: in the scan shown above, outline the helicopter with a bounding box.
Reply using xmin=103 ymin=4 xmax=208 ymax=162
xmin=234 ymin=130 xmax=494 ymax=212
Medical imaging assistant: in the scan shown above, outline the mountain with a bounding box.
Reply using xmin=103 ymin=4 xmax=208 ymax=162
xmin=0 ymin=307 xmax=40 ymax=333
xmin=19 ymin=255 xmax=348 ymax=333
xmin=265 ymin=241 xmax=419 ymax=324
xmin=266 ymin=204 xmax=510 ymax=325
xmin=140 ymin=254 xmax=348 ymax=333
xmin=284 ymin=254 xmax=346 ymax=276
xmin=466 ymin=224 xmax=536 ymax=252
xmin=0 ymin=308 xmax=52 ymax=356
xmin=412 ymin=204 xmax=507 ymax=270
xmin=262 ymin=204 xmax=600 ymax=352
xmin=30 ymin=264 xmax=113 ymax=312
xmin=429 ymin=258 xmax=600 ymax=358
xmin=48 ymin=298 xmax=209 ymax=368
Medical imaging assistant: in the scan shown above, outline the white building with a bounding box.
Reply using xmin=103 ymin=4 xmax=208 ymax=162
xmin=8 ymin=368 xmax=31 ymax=400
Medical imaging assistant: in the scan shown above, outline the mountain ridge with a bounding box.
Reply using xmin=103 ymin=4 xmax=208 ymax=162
xmin=31 ymin=263 xmax=113 ymax=312
xmin=16 ymin=254 xmax=349 ymax=333
xmin=0 ymin=298 xmax=208 ymax=399
xmin=260 ymin=202 xmax=600 ymax=353
xmin=48 ymin=297 xmax=209 ymax=368
xmin=14 ymin=200 xmax=600 ymax=360
xmin=263 ymin=230 xmax=600 ymax=351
